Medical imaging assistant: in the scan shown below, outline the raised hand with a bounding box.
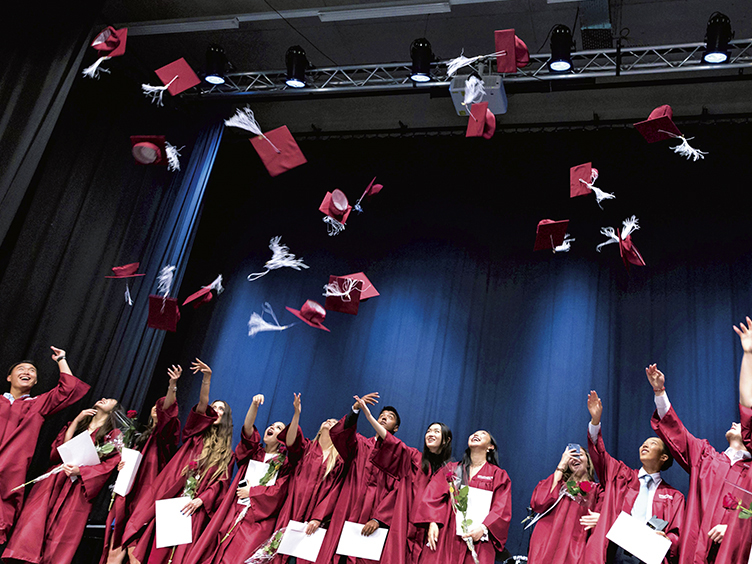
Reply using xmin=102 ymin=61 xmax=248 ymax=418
xmin=734 ymin=317 xmax=752 ymax=354
xmin=75 ymin=408 xmax=97 ymax=422
xmin=50 ymin=346 xmax=66 ymax=361
xmin=191 ymin=358 xmax=212 ymax=378
xmin=168 ymin=364 xmax=182 ymax=382
xmin=293 ymin=393 xmax=301 ymax=414
xmin=587 ymin=391 xmax=602 ymax=426
xmin=645 ymin=364 xmax=666 ymax=393
xmin=556 ymin=447 xmax=574 ymax=473
xmin=352 ymin=391 xmax=379 ymax=411
xmin=252 ymin=394 xmax=265 ymax=407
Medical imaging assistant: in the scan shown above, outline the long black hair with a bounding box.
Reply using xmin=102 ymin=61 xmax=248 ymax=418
xmin=422 ymin=422 xmax=452 ymax=475
xmin=460 ymin=430 xmax=499 ymax=478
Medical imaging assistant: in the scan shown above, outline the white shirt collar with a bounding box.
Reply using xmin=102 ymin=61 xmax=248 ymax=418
xmin=2 ymin=392 xmax=31 ymax=404
xmin=724 ymin=447 xmax=752 ymax=465
xmin=638 ymin=467 xmax=662 ymax=485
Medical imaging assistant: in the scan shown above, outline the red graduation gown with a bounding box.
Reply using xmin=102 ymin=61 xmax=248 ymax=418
xmin=0 ymin=371 xmax=89 ymax=544
xmin=184 ymin=426 xmax=294 ymax=564
xmin=273 ymin=426 xmax=345 ymax=564
xmin=527 ymin=473 xmax=603 ymax=564
xmin=652 ymin=406 xmax=751 ymax=564
xmin=2 ymin=424 xmax=121 ymax=564
xmin=413 ymin=461 xmax=512 ymax=564
xmin=318 ymin=414 xmax=399 ymax=564
xmin=122 ymin=404 xmax=230 ymax=564
xmin=99 ymin=397 xmax=181 ymax=564
xmin=585 ymin=428 xmax=684 ymax=564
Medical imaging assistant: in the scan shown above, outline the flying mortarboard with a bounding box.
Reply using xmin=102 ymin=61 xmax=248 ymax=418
xmin=182 ymin=275 xmax=224 ymax=309
xmin=286 ymin=300 xmax=330 ymax=332
xmin=105 ymin=263 xmax=145 ymax=278
xmin=147 ymin=296 xmax=181 ymax=332
xmin=130 ymin=135 xmax=182 ymax=171
xmin=324 ymin=275 xmax=363 ymax=315
xmin=82 ymin=27 xmax=128 ymax=78
xmin=534 ymin=220 xmax=573 ymax=252
xmin=319 ymin=189 xmax=352 ymax=236
xmin=141 ymin=58 xmax=201 ymax=107
xmin=354 ymin=177 xmax=383 ymax=213
xmin=494 ymin=29 xmax=530 ymax=74
xmin=465 ymin=102 xmax=496 ymax=139
xmin=633 ymin=105 xmax=707 ymax=161
xmin=596 ymin=216 xmax=645 ymax=271
xmin=569 ymin=162 xmax=614 ymax=208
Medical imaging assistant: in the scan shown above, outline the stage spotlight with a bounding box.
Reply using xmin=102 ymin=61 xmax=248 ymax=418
xmin=286 ymin=46 xmax=308 ymax=88
xmin=205 ymin=44 xmax=228 ymax=85
xmin=703 ymin=12 xmax=733 ymax=64
xmin=549 ymin=25 xmax=574 ymax=72
xmin=410 ymin=38 xmax=433 ymax=82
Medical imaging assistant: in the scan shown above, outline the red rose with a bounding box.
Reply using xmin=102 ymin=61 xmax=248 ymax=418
xmin=188 ymin=460 xmax=198 ymax=471
xmin=579 ymin=481 xmax=594 ymax=493
xmin=722 ymin=493 xmax=739 ymax=510
xmin=126 ymin=410 xmax=138 ymax=419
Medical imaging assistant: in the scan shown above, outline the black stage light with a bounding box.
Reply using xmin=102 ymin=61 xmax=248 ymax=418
xmin=550 ymin=25 xmax=574 ymax=72
xmin=286 ymin=45 xmax=308 ymax=88
xmin=703 ymin=12 xmax=733 ymax=64
xmin=205 ymin=44 xmax=228 ymax=85
xmin=410 ymin=38 xmax=433 ymax=82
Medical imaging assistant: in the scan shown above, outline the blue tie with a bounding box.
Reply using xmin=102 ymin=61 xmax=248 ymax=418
xmin=632 ymin=474 xmax=653 ymax=523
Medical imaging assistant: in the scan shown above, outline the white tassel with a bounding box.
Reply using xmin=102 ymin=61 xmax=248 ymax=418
xmin=247 ymin=237 xmax=309 ymax=281
xmin=82 ymin=56 xmax=111 ymax=79
xmin=596 ymin=227 xmax=620 ymax=252
xmin=579 ymin=167 xmax=614 ymax=210
xmin=323 ymin=278 xmax=362 ymax=301
xmin=224 ymin=106 xmax=281 ymax=154
xmin=141 ymin=76 xmax=178 ymax=107
xmin=671 ymin=136 xmax=708 ymax=161
xmin=621 ymin=215 xmax=640 ymax=239
xmin=463 ymin=76 xmax=486 ymax=107
xmin=323 ymin=216 xmax=345 ymax=236
xmin=157 ymin=265 xmax=176 ymax=298
xmin=204 ymin=274 xmax=224 ymax=295
xmin=124 ymin=283 xmax=133 ymax=306
xmin=248 ymin=303 xmax=294 ymax=337
xmin=446 ymin=50 xmax=508 ymax=77
xmin=554 ymin=235 xmax=575 ymax=253
xmin=165 ymin=143 xmax=183 ymax=172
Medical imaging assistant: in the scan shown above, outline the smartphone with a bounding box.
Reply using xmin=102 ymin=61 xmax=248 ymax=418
xmin=238 ymin=479 xmax=248 ymax=488
xmin=567 ymin=443 xmax=582 ymax=457
xmin=647 ymin=516 xmax=667 ymax=532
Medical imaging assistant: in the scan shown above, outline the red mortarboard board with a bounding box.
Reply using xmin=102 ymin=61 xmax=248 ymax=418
xmin=91 ymin=27 xmax=128 ymax=58
xmin=147 ymin=295 xmax=180 ymax=332
xmin=494 ymin=29 xmax=530 ymax=74
xmin=618 ymin=229 xmax=646 ymax=270
xmin=466 ymin=102 xmax=496 ymax=139
xmin=361 ymin=177 xmax=383 ymax=200
xmin=182 ymin=275 xmax=223 ymax=309
xmin=154 ymin=58 xmax=201 ymax=97
xmin=570 ymin=162 xmax=598 ymax=198
xmin=340 ymin=272 xmax=379 ymax=300
xmin=105 ymin=263 xmax=146 ymax=278
xmin=130 ymin=135 xmax=167 ymax=166
xmin=286 ymin=300 xmax=330 ymax=331
xmin=534 ymin=219 xmax=570 ymax=251
xmin=249 ymin=126 xmax=307 ymax=177
xmin=324 ymin=275 xmax=363 ymax=315
xmin=633 ymin=105 xmax=683 ymax=143
xmin=319 ymin=189 xmax=352 ymax=223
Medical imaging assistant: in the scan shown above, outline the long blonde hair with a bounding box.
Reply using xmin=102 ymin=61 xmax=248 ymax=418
xmin=197 ymin=401 xmax=234 ymax=484
xmin=315 ymin=422 xmax=340 ymax=479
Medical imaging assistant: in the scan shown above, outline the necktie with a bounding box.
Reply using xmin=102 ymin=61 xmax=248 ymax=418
xmin=632 ymin=474 xmax=653 ymax=523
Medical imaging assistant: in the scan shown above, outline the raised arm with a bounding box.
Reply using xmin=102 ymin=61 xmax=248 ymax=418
xmin=191 ymin=358 xmax=212 ymax=414
xmin=734 ymin=317 xmax=752 ymax=408
xmin=164 ymin=365 xmax=182 ymax=410
xmin=243 ymin=394 xmax=265 ymax=436
xmin=51 ymin=346 xmax=71 ymax=376
xmin=286 ymin=393 xmax=301 ymax=447
xmin=64 ymin=408 xmax=96 ymax=443
xmin=355 ymin=395 xmax=387 ymax=440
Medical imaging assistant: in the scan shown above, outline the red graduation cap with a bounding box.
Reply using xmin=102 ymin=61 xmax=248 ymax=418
xmin=91 ymin=27 xmax=128 ymax=58
xmin=105 ymin=263 xmax=145 ymax=278
xmin=534 ymin=220 xmax=570 ymax=251
xmin=319 ymin=189 xmax=352 ymax=224
xmin=147 ymin=296 xmax=180 ymax=332
xmin=466 ymin=102 xmax=496 ymax=139
xmin=249 ymin=126 xmax=307 ymax=177
xmin=324 ymin=275 xmax=363 ymax=315
xmin=154 ymin=58 xmax=201 ymax=97
xmin=570 ymin=162 xmax=597 ymax=198
xmin=633 ymin=105 xmax=683 ymax=143
xmin=286 ymin=300 xmax=330 ymax=332
xmin=618 ymin=229 xmax=646 ymax=270
xmin=494 ymin=29 xmax=530 ymax=74
xmin=130 ymin=135 xmax=168 ymax=166
xmin=340 ymin=272 xmax=379 ymax=300
xmin=182 ymin=275 xmax=223 ymax=309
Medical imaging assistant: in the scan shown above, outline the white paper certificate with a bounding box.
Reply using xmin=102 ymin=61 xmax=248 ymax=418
xmin=455 ymin=486 xmax=493 ymax=536
xmin=155 ymin=497 xmax=193 ymax=549
xmin=606 ymin=511 xmax=671 ymax=564
xmin=335 ymin=521 xmax=388 ymax=560
xmin=57 ymin=431 xmax=101 ymax=467
xmin=277 ymin=520 xmax=327 ymax=561
xmin=245 ymin=459 xmax=277 ymax=487
xmin=113 ymin=447 xmax=143 ymax=497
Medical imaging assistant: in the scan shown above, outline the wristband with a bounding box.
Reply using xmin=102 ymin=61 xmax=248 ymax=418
xmin=170 ymin=386 xmax=178 ymax=392
xmin=654 ymin=387 xmax=665 ymax=392
xmin=56 ymin=356 xmax=66 ymax=362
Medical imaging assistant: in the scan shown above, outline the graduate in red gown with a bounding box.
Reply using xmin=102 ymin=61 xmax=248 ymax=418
xmin=185 ymin=392 xmax=298 ymax=564
xmin=100 ymin=365 xmax=182 ymax=564
xmin=584 ymin=390 xmax=684 ymax=564
xmin=413 ymin=429 xmax=512 ymax=564
xmin=527 ymin=444 xmax=602 ymax=564
xmin=319 ymin=392 xmax=400 ymax=564
xmin=2 ymin=397 xmax=123 ymax=564
xmin=356 ymin=395 xmax=453 ymax=564
xmin=0 ymin=346 xmax=89 ymax=545
xmin=122 ymin=359 xmax=234 ymax=564
xmin=271 ymin=409 xmax=346 ymax=564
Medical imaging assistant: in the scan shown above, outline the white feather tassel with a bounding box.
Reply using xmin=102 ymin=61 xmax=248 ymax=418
xmin=124 ymin=283 xmax=133 ymax=306
xmin=323 ymin=216 xmax=345 ymax=236
xmin=82 ymin=56 xmax=111 ymax=79
xmin=554 ymin=235 xmax=575 ymax=253
xmin=621 ymin=215 xmax=640 ymax=239
xmin=247 ymin=237 xmax=309 ymax=281
xmin=165 ymin=143 xmax=182 ymax=172
xmin=205 ymin=274 xmax=224 ymax=295
xmin=157 ymin=265 xmax=176 ymax=297
xmin=248 ymin=303 xmax=294 ymax=337
xmin=446 ymin=50 xmax=508 ymax=77
xmin=596 ymin=227 xmax=620 ymax=252
xmin=589 ymin=186 xmax=616 ymax=207
xmin=323 ymin=278 xmax=360 ymax=301
xmin=224 ymin=106 xmax=281 ymax=153
xmin=671 ymin=136 xmax=708 ymax=161
xmin=463 ymin=76 xmax=486 ymax=107
xmin=141 ymin=76 xmax=178 ymax=107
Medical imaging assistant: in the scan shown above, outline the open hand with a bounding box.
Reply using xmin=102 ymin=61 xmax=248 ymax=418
xmin=75 ymin=408 xmax=97 ymax=422
xmin=734 ymin=317 xmax=752 ymax=354
xmin=352 ymin=391 xmax=379 ymax=411
xmin=587 ymin=391 xmax=602 ymax=425
xmin=708 ymin=523 xmax=727 ymax=543
xmin=190 ymin=359 xmax=212 ymax=377
xmin=167 ymin=365 xmax=182 ymax=381
xmin=645 ymin=364 xmax=665 ymax=392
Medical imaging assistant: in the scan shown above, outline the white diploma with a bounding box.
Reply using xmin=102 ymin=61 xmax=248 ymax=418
xmin=335 ymin=521 xmax=388 ymax=560
xmin=57 ymin=431 xmax=101 ymax=467
xmin=113 ymin=447 xmax=143 ymax=497
xmin=456 ymin=486 xmax=493 ymax=536
xmin=237 ymin=460 xmax=278 ymax=506
xmin=606 ymin=511 xmax=671 ymax=564
xmin=277 ymin=520 xmax=327 ymax=561
xmin=155 ymin=497 xmax=193 ymax=549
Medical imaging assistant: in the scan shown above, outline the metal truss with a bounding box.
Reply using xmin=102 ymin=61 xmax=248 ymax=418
xmin=191 ymin=39 xmax=752 ymax=99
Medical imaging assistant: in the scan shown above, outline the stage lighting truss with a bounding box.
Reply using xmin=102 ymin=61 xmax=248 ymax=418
xmin=189 ymin=38 xmax=752 ymax=99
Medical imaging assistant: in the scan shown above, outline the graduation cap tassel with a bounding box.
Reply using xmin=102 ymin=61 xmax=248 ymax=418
xmin=658 ymin=130 xmax=708 ymax=161
xmin=463 ymin=76 xmax=486 ymax=107
xmin=323 ymin=216 xmax=345 ymax=236
xmin=165 ymin=143 xmax=183 ymax=172
xmin=446 ymin=50 xmax=507 ymax=77
xmin=323 ymin=278 xmax=361 ymax=302
xmin=141 ymin=75 xmax=178 ymax=107
xmin=157 ymin=265 xmax=176 ymax=310
xmin=124 ymin=283 xmax=133 ymax=306
xmin=248 ymin=303 xmax=294 ymax=337
xmin=621 ymin=215 xmax=640 ymax=239
xmin=82 ymin=56 xmax=112 ymax=79
xmin=554 ymin=234 xmax=575 ymax=253
xmin=247 ymin=237 xmax=309 ymax=281
xmin=224 ymin=106 xmax=281 ymax=153
xmin=596 ymin=227 xmax=621 ymax=252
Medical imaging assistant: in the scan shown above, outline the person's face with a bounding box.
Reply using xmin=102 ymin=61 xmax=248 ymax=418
xmin=568 ymin=448 xmax=587 ymax=477
xmin=726 ymin=422 xmax=743 ymax=443
xmin=319 ymin=418 xmax=338 ymax=434
xmin=378 ymin=410 xmax=399 ymax=433
xmin=265 ymin=421 xmax=285 ymax=444
xmin=425 ymin=424 xmax=443 ymax=454
xmin=7 ymin=363 xmax=37 ymax=393
xmin=211 ymin=401 xmax=226 ymax=425
xmin=468 ymin=430 xmax=494 ymax=452
xmin=95 ymin=398 xmax=118 ymax=413
xmin=639 ymin=437 xmax=668 ymax=467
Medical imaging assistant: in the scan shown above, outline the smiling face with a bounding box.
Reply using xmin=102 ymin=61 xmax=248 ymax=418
xmin=377 ymin=410 xmax=399 ymax=433
xmin=468 ymin=430 xmax=494 ymax=451
xmin=94 ymin=398 xmax=118 ymax=413
xmin=264 ymin=421 xmax=286 ymax=445
xmin=639 ymin=437 xmax=669 ymax=469
xmin=568 ymin=447 xmax=588 ymax=478
xmin=425 ymin=423 xmax=444 ymax=454
xmin=7 ymin=363 xmax=37 ymax=395
xmin=211 ymin=401 xmax=227 ymax=425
